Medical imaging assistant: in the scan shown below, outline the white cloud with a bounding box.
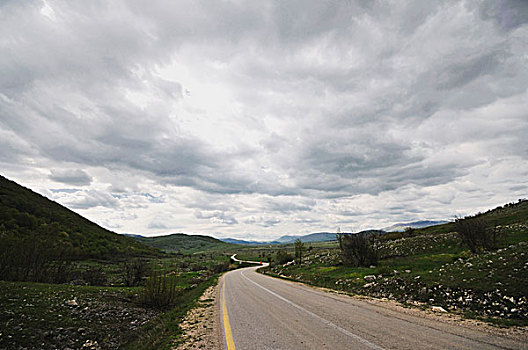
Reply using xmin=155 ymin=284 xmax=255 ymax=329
xmin=49 ymin=169 xmax=92 ymax=186
xmin=1 ymin=0 xmax=527 ymax=238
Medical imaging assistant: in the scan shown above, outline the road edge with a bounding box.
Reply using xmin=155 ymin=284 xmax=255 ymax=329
xmin=256 ymin=267 xmax=528 ymax=343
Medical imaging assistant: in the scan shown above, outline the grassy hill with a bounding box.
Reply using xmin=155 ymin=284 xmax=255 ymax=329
xmin=262 ymin=199 xmax=528 ymax=326
xmin=0 ymin=175 xmax=242 ymax=349
xmin=136 ymin=233 xmax=236 ymax=254
xmin=0 ymin=175 xmax=160 ymax=260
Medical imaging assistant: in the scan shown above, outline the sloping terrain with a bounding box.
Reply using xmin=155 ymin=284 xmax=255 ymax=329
xmin=0 ymin=175 xmax=159 ymax=259
xmin=136 ymin=233 xmax=236 ymax=254
xmin=263 ymin=200 xmax=528 ymax=326
xmin=383 ymin=220 xmax=449 ymax=232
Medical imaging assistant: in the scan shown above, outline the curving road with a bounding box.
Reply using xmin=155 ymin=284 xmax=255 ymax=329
xmin=220 ymin=266 xmax=527 ymax=350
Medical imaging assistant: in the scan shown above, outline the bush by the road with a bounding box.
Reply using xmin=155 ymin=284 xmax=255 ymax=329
xmin=455 ymin=216 xmax=496 ymax=253
xmin=337 ymin=233 xmax=378 ymax=267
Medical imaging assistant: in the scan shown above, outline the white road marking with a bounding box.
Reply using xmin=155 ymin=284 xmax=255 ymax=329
xmin=240 ymin=270 xmax=385 ymax=350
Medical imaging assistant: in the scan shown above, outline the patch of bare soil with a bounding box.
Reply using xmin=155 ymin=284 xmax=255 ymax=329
xmin=173 ymin=283 xmax=222 ymax=350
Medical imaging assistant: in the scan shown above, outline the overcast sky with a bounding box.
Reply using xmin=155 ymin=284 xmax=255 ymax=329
xmin=1 ymin=0 xmax=527 ymax=240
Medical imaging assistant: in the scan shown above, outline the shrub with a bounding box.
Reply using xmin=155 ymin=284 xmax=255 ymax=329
xmin=294 ymin=239 xmax=305 ymax=264
xmin=275 ymin=249 xmax=293 ymax=265
xmin=139 ymin=271 xmax=180 ymax=309
xmin=455 ymin=217 xmax=494 ymax=253
xmin=122 ymin=258 xmax=150 ymax=286
xmin=0 ymin=232 xmax=73 ymax=283
xmin=404 ymin=227 xmax=416 ymax=237
xmin=82 ymin=266 xmax=107 ymax=286
xmin=209 ymin=261 xmax=230 ymax=274
xmin=337 ymin=233 xmax=378 ymax=267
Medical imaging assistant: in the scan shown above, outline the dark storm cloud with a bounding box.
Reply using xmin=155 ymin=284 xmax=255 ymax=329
xmin=264 ymin=197 xmax=316 ymax=213
xmin=52 ymin=189 xmax=119 ymax=209
xmin=479 ymin=0 xmax=528 ymax=31
xmin=194 ymin=210 xmax=238 ymax=225
xmin=147 ymin=221 xmax=168 ymax=230
xmin=243 ymin=216 xmax=281 ymax=228
xmin=1 ymin=0 xmax=527 ymax=236
xmin=49 ymin=169 xmax=92 ymax=186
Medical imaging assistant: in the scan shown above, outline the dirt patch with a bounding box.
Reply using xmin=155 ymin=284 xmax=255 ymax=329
xmin=173 ymin=282 xmax=222 ymax=349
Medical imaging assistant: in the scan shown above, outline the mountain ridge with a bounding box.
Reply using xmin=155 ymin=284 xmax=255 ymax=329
xmin=0 ymin=175 xmax=160 ymax=259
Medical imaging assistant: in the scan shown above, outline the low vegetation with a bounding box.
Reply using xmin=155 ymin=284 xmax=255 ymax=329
xmin=0 ymin=176 xmax=159 ymax=262
xmin=135 ymin=233 xmax=235 ymax=254
xmin=262 ymin=200 xmax=528 ymax=326
xmin=337 ymin=232 xmax=378 ymax=267
xmin=2 ymin=174 xmax=527 ymax=349
xmin=0 ymin=175 xmax=239 ymax=349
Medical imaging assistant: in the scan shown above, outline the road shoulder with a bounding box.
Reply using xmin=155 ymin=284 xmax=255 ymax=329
xmin=173 ymin=281 xmax=222 ymax=350
xmin=257 ymin=268 xmax=528 ymax=344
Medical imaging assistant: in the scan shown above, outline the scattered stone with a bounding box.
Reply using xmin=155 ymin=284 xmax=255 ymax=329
xmin=65 ymin=300 xmax=78 ymax=307
xmin=364 ymin=275 xmax=376 ymax=282
xmin=432 ymin=306 xmax=447 ymax=313
xmin=82 ymin=340 xmax=100 ymax=349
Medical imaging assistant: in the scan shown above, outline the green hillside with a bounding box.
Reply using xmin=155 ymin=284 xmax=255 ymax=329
xmin=0 ymin=175 xmax=160 ymax=260
xmin=136 ymin=233 xmax=236 ymax=254
xmin=381 ymin=199 xmax=528 ymax=240
xmin=262 ymin=199 xmax=528 ymax=326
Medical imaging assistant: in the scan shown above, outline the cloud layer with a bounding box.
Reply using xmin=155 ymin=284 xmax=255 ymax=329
xmin=1 ymin=0 xmax=527 ymax=239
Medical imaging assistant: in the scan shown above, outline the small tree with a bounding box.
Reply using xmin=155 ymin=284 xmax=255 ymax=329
xmin=123 ymin=258 xmax=150 ymax=286
xmin=275 ymin=249 xmax=293 ymax=265
xmin=404 ymin=226 xmax=415 ymax=237
xmin=82 ymin=266 xmax=107 ymax=286
xmin=139 ymin=271 xmax=179 ymax=309
xmin=455 ymin=216 xmax=494 ymax=253
xmin=294 ymin=239 xmax=305 ymax=265
xmin=337 ymin=233 xmax=377 ymax=267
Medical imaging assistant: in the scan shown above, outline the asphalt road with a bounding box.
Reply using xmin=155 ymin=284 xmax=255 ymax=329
xmin=220 ymin=266 xmax=527 ymax=350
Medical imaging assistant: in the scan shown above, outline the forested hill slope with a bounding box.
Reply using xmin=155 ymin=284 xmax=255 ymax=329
xmin=0 ymin=175 xmax=159 ymax=259
xmin=136 ymin=233 xmax=235 ymax=254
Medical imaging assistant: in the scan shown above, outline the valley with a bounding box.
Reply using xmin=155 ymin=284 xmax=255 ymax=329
xmin=1 ymin=175 xmax=527 ymax=349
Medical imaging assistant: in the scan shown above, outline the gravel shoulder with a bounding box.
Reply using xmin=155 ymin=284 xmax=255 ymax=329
xmin=263 ymin=271 xmax=528 ymax=344
xmin=173 ymin=280 xmax=222 ymax=349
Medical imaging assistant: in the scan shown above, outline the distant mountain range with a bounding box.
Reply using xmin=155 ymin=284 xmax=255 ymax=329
xmin=220 ymin=232 xmax=336 ymax=245
xmin=125 ymin=221 xmax=450 ymax=246
xmin=220 ymin=220 xmax=450 ymax=245
xmin=220 ymin=230 xmax=386 ymax=245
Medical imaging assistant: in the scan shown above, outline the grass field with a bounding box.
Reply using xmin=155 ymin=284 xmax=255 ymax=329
xmin=0 ymin=251 xmax=237 ymax=349
xmin=261 ymin=202 xmax=528 ymax=327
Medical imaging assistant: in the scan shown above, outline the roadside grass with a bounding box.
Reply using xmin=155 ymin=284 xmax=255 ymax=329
xmin=0 ymin=281 xmax=156 ymax=349
xmin=1 ymin=252 xmax=236 ymax=349
xmin=262 ymin=222 xmax=528 ymax=326
xmin=233 ymin=240 xmax=338 ymax=263
xmin=123 ymin=275 xmax=219 ymax=350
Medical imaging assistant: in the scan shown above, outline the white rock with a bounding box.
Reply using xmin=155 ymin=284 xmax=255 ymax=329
xmin=364 ymin=275 xmax=376 ymax=282
xmin=65 ymin=299 xmax=78 ymax=307
xmin=432 ymin=306 xmax=447 ymax=312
